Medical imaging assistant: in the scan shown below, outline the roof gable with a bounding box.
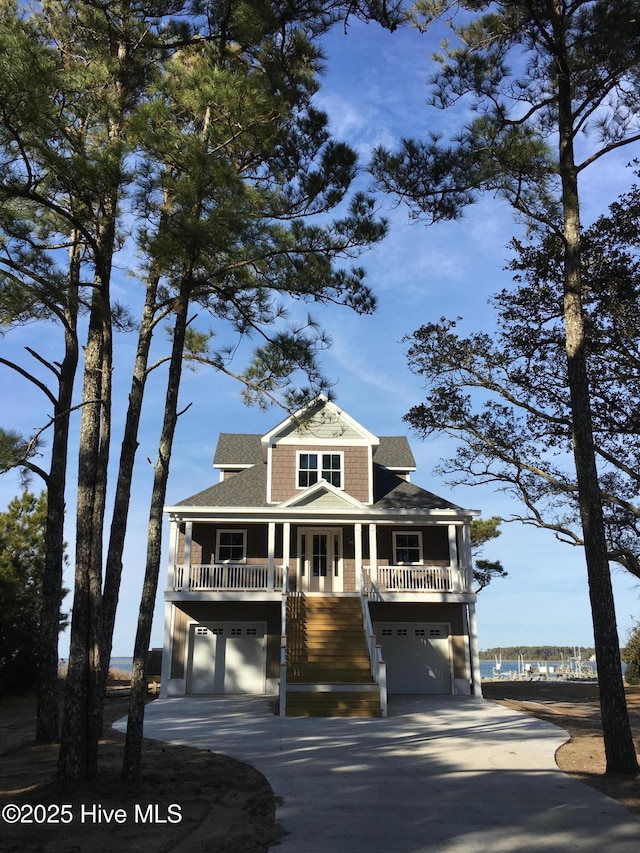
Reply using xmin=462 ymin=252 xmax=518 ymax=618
xmin=278 ymin=479 xmax=366 ymax=509
xmin=261 ymin=395 xmax=379 ymax=451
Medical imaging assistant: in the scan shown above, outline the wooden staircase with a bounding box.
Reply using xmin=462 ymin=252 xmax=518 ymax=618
xmin=285 ymin=595 xmax=382 ymax=717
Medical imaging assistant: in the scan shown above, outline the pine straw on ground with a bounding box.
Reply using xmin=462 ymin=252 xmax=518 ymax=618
xmin=0 ymin=691 xmax=281 ymax=853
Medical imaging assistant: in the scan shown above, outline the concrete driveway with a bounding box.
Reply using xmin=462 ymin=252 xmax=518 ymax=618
xmin=114 ymin=695 xmax=640 ymax=852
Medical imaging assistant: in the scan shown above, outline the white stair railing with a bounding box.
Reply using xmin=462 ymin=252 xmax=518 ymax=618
xmin=359 ymin=572 xmax=387 ymax=717
xmin=279 ymin=566 xmax=289 ymax=717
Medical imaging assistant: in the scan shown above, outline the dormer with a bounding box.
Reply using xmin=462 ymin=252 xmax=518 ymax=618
xmin=262 ymin=395 xmax=380 ymax=505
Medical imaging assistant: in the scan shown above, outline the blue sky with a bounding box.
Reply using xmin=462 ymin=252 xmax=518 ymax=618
xmin=1 ymin=18 xmax=638 ymax=656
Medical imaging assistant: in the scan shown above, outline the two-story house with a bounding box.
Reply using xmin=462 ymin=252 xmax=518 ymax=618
xmin=160 ymin=395 xmax=482 ymax=716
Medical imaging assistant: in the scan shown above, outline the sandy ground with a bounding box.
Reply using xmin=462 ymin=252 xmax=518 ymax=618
xmin=1 ymin=682 xmax=639 ymax=851
xmin=0 ymin=690 xmax=280 ymax=852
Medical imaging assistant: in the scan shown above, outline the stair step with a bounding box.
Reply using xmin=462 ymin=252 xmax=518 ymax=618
xmin=285 ymin=595 xmax=377 ymax=714
xmin=288 ymin=657 xmax=370 ymax=665
xmin=287 ymin=699 xmax=380 ymax=709
xmin=289 ymin=644 xmax=369 ymax=652
xmin=288 ymin=658 xmax=369 ymax=665
xmin=285 ymin=690 xmax=382 ymax=718
xmin=288 ymin=675 xmax=376 ymax=684
xmin=286 ymin=708 xmax=382 ymax=718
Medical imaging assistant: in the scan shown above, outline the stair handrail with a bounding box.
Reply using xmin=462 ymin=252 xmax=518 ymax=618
xmin=279 ymin=565 xmax=289 ymax=717
xmin=359 ymin=571 xmax=387 ymax=717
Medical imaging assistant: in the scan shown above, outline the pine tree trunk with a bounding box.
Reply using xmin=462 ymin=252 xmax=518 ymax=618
xmin=57 ymin=276 xmax=110 ymax=781
xmin=37 ymin=257 xmax=79 ymax=743
xmin=101 ymin=261 xmax=167 ymax=691
xmin=36 ymin=316 xmax=78 ymax=742
xmin=557 ymin=46 xmax=638 ymax=775
xmin=122 ymin=287 xmax=190 ymax=781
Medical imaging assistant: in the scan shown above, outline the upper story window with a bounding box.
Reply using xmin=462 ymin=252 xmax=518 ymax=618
xmin=393 ymin=531 xmax=423 ymax=565
xmin=297 ymin=451 xmax=343 ymax=489
xmin=216 ymin=529 xmax=246 ymax=563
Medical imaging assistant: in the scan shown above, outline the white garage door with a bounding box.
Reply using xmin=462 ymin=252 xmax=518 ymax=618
xmin=375 ymin=622 xmax=452 ymax=694
xmin=187 ymin=621 xmax=266 ymax=694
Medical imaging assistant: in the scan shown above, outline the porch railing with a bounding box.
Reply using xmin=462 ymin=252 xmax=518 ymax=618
xmin=363 ymin=564 xmax=464 ymax=593
xmin=173 ymin=563 xmax=284 ymax=591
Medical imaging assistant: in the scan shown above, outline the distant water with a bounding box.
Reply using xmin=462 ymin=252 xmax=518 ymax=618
xmin=111 ymin=658 xmax=605 ymax=679
xmin=110 ymin=657 xmax=133 ymax=674
xmin=111 ymin=658 xmax=603 ymax=680
xmin=89 ymin=657 xmax=621 ymax=680
xmin=480 ymin=659 xmax=604 ymax=680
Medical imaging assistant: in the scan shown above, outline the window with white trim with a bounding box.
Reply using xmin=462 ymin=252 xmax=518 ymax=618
xmin=297 ymin=451 xmax=343 ymax=489
xmin=393 ymin=531 xmax=423 ymax=565
xmin=216 ymin=529 xmax=247 ymax=563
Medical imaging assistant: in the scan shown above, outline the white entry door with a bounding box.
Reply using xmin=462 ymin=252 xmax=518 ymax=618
xmin=375 ymin=622 xmax=452 ymax=694
xmin=186 ymin=621 xmax=266 ymax=694
xmin=299 ymin=528 xmax=342 ymax=593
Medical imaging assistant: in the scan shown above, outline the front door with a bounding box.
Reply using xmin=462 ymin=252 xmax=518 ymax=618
xmin=299 ymin=528 xmax=342 ymax=592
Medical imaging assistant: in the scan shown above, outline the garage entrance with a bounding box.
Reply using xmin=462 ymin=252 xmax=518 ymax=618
xmin=186 ymin=621 xmax=266 ymax=694
xmin=375 ymin=622 xmax=452 ymax=694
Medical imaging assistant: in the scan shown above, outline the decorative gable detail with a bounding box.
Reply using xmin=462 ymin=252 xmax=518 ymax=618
xmin=277 ymin=479 xmax=366 ymax=510
xmin=261 ymin=394 xmax=379 ymax=451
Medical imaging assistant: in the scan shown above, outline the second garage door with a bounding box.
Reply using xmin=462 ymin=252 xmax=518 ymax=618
xmin=375 ymin=622 xmax=452 ymax=694
xmin=186 ymin=621 xmax=266 ymax=694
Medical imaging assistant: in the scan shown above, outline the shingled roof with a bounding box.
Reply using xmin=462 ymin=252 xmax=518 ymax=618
xmin=212 ymin=433 xmax=415 ymax=470
xmin=213 ymin=433 xmax=263 ymax=467
xmin=374 ymin=436 xmax=415 ymax=470
xmin=175 ymin=463 xmax=268 ymax=507
xmin=174 ymin=459 xmax=459 ymax=511
xmin=372 ymin=465 xmax=461 ymax=510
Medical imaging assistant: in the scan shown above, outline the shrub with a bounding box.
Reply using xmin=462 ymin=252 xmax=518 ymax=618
xmin=622 ymin=623 xmax=640 ymax=685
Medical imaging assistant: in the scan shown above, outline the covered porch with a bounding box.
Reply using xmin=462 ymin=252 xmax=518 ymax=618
xmin=167 ymin=515 xmax=475 ymax=596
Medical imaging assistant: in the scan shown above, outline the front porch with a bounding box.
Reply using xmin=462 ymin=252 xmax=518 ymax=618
xmin=170 ymin=562 xmax=469 ymax=595
xmin=167 ymin=516 xmax=475 ymax=597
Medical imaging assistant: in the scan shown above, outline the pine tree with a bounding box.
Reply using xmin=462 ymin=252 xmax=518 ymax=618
xmin=372 ymin=0 xmax=640 ymax=774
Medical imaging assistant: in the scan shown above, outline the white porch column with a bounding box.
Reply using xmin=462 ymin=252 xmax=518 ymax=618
xmin=448 ymin=524 xmax=458 ymax=565
xmin=184 ymin=521 xmax=193 ymax=589
xmin=184 ymin=521 xmax=193 ymax=560
xmin=168 ymin=518 xmax=180 ymax=590
xmin=354 ymin=522 xmax=363 ymax=587
xmin=368 ymin=522 xmax=378 ymax=585
xmin=283 ymin=522 xmax=291 ymax=589
xmin=462 ymin=521 xmax=474 ymax=592
xmin=159 ymin=601 xmax=174 ymax=699
xmin=468 ymin=602 xmax=483 ymax=696
xmin=267 ymin=522 xmax=276 ymax=589
xmin=448 ymin=524 xmax=460 ymax=591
